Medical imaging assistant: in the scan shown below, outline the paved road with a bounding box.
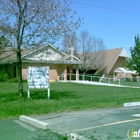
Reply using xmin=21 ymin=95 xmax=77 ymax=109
xmin=33 ymin=106 xmax=140 ymax=140
xmin=0 ymin=118 xmax=66 ymax=140
xmin=1 ymin=106 xmax=140 ymax=140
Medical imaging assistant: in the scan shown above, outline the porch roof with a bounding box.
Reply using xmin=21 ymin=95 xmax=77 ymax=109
xmin=114 ymin=67 xmax=137 ymax=75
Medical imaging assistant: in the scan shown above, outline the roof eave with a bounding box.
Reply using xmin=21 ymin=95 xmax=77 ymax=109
xmin=22 ymin=59 xmax=84 ymax=65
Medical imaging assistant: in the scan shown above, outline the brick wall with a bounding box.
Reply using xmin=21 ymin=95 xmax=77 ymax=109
xmin=22 ymin=63 xmax=67 ymax=81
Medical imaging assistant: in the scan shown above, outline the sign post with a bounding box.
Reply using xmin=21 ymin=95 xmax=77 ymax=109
xmin=27 ymin=66 xmax=50 ymax=99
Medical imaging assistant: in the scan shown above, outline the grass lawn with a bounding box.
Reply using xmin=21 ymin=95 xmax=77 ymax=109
xmin=0 ymin=82 xmax=140 ymax=120
xmin=101 ymin=80 xmax=140 ymax=87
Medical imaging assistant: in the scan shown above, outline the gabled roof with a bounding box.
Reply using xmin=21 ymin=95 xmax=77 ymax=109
xmin=0 ymin=44 xmax=83 ymax=65
xmin=22 ymin=44 xmax=66 ymax=58
xmin=0 ymin=48 xmax=20 ymax=64
xmin=81 ymin=47 xmax=128 ymax=74
xmin=0 ymin=48 xmax=16 ymax=62
xmin=104 ymin=47 xmax=128 ymax=74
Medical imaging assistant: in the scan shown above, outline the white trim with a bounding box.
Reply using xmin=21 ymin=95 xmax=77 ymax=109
xmin=23 ymin=59 xmax=84 ymax=64
xmin=119 ymin=48 xmax=128 ymax=57
xmin=64 ymin=55 xmax=81 ymax=61
xmin=114 ymin=67 xmax=137 ymax=74
xmin=108 ymin=48 xmax=127 ymax=74
xmin=22 ymin=44 xmax=66 ymax=58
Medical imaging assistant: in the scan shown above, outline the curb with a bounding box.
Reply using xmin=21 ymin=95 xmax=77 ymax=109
xmin=124 ymin=102 xmax=140 ymax=107
xmin=19 ymin=115 xmax=49 ymax=130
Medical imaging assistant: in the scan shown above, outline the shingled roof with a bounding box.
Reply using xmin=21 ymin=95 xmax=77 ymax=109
xmin=103 ymin=47 xmax=128 ymax=74
xmin=0 ymin=48 xmax=32 ymax=64
xmin=0 ymin=44 xmax=83 ymax=65
xmin=80 ymin=47 xmax=128 ymax=74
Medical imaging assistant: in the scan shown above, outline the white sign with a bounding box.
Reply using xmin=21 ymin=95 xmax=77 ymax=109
xmin=27 ymin=66 xmax=50 ymax=99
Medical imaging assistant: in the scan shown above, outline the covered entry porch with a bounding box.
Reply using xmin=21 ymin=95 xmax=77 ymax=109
xmin=114 ymin=67 xmax=138 ymax=81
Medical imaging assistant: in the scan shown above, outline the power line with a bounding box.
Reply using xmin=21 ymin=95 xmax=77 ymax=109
xmin=73 ymin=1 xmax=140 ymax=14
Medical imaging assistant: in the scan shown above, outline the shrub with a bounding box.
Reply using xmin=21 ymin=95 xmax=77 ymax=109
xmin=0 ymin=71 xmax=9 ymax=82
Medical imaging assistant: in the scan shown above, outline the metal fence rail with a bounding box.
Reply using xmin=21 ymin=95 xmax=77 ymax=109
xmin=58 ymin=74 xmax=121 ymax=85
xmin=58 ymin=73 xmax=140 ymax=87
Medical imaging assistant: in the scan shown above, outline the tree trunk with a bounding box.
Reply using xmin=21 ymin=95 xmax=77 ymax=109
xmin=17 ymin=49 xmax=24 ymax=97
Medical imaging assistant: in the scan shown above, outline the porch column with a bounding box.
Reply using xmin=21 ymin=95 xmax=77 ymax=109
xmin=76 ymin=65 xmax=79 ymax=81
xmin=64 ymin=66 xmax=67 ymax=81
xmin=113 ymin=73 xmax=115 ymax=81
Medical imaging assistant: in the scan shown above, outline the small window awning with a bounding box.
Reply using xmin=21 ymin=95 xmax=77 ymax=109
xmin=114 ymin=67 xmax=137 ymax=75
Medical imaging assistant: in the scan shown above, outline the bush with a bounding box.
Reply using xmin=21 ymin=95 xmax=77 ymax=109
xmin=0 ymin=71 xmax=9 ymax=82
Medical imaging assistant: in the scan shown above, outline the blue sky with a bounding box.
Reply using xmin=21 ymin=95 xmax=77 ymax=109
xmin=71 ymin=0 xmax=140 ymax=56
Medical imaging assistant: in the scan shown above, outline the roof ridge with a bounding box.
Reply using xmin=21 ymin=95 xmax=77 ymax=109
xmin=105 ymin=47 xmax=124 ymax=51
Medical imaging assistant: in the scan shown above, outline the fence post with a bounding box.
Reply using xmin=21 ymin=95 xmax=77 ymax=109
xmin=108 ymin=78 xmax=110 ymax=84
xmin=83 ymin=74 xmax=84 ymax=81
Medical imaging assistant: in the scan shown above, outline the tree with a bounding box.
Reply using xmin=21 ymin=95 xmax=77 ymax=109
xmin=0 ymin=36 xmax=10 ymax=49
xmin=123 ymin=35 xmax=140 ymax=75
xmin=62 ymin=32 xmax=78 ymax=53
xmin=0 ymin=36 xmax=12 ymax=61
xmin=61 ymin=30 xmax=106 ymax=74
xmin=78 ymin=30 xmax=106 ymax=73
xmin=0 ymin=0 xmax=81 ymax=96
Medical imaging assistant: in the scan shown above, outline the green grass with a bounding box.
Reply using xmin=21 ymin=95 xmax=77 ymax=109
xmin=119 ymin=81 xmax=140 ymax=87
xmin=101 ymin=80 xmax=140 ymax=87
xmin=0 ymin=82 xmax=140 ymax=120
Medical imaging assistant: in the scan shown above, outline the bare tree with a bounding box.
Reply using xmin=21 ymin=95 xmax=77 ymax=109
xmin=0 ymin=0 xmax=81 ymax=96
xmin=79 ymin=30 xmax=106 ymax=74
xmin=62 ymin=32 xmax=79 ymax=53
xmin=0 ymin=36 xmax=12 ymax=61
xmin=0 ymin=36 xmax=9 ymax=49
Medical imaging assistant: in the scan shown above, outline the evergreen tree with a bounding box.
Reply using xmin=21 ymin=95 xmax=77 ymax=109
xmin=124 ymin=35 xmax=140 ymax=75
